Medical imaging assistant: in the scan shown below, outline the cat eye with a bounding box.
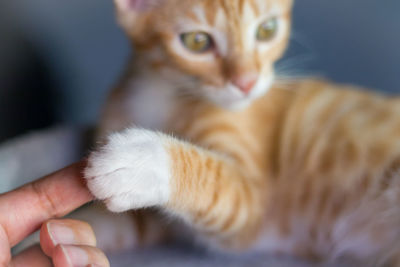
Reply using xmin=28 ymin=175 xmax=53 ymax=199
xmin=256 ymin=17 xmax=278 ymax=41
xmin=180 ymin=32 xmax=214 ymax=53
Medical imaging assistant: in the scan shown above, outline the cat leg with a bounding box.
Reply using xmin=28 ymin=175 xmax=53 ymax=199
xmin=380 ymin=250 xmax=400 ymax=267
xmin=84 ymin=128 xmax=265 ymax=249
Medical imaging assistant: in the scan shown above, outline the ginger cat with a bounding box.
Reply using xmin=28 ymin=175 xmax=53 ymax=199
xmin=84 ymin=0 xmax=400 ymax=265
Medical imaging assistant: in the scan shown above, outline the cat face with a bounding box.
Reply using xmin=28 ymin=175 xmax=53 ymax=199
xmin=116 ymin=0 xmax=293 ymax=109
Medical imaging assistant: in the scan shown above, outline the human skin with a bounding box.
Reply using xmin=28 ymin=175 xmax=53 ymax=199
xmin=0 ymin=161 xmax=110 ymax=267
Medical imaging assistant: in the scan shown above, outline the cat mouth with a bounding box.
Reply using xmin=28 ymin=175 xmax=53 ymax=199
xmin=202 ymin=84 xmax=259 ymax=110
xmin=201 ymin=73 xmax=274 ymax=109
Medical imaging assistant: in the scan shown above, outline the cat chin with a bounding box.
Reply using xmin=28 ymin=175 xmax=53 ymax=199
xmin=205 ymin=91 xmax=265 ymax=111
xmin=215 ymin=96 xmax=256 ymax=111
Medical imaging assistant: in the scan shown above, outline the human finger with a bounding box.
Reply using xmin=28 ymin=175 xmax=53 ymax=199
xmin=40 ymin=219 xmax=97 ymax=257
xmin=0 ymin=161 xmax=93 ymax=248
xmin=11 ymin=245 xmax=52 ymax=267
xmin=52 ymin=245 xmax=110 ymax=267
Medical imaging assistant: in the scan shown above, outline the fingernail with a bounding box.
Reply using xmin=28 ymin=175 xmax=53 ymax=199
xmin=48 ymin=222 xmax=75 ymax=245
xmin=61 ymin=245 xmax=89 ymax=266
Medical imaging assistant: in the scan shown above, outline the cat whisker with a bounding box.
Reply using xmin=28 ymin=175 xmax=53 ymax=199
xmin=290 ymin=30 xmax=315 ymax=52
xmin=274 ymin=52 xmax=323 ymax=88
xmin=276 ymin=53 xmax=315 ymax=72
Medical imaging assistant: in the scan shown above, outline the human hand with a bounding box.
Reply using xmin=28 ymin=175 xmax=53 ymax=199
xmin=0 ymin=161 xmax=110 ymax=267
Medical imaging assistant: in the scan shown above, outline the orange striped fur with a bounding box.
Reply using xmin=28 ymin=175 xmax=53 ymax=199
xmin=84 ymin=0 xmax=400 ymax=265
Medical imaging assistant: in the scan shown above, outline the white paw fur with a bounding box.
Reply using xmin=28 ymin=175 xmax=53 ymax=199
xmin=85 ymin=128 xmax=171 ymax=212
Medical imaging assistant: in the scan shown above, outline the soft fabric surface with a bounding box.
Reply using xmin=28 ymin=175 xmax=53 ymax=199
xmin=0 ymin=126 xmax=88 ymax=192
xmin=1 ymin=127 xmax=347 ymax=266
xmin=108 ymin=245 xmax=319 ymax=267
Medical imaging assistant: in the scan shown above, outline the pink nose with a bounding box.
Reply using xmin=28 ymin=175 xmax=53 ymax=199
xmin=232 ymin=76 xmax=257 ymax=95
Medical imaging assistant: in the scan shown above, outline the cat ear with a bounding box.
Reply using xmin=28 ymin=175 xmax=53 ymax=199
xmin=114 ymin=0 xmax=162 ymax=13
xmin=114 ymin=0 xmax=164 ymax=40
xmin=115 ymin=0 xmax=145 ymax=12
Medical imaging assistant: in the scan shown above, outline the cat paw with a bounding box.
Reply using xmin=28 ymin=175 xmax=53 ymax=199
xmin=84 ymin=128 xmax=171 ymax=212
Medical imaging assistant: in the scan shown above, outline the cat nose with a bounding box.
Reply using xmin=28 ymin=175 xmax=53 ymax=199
xmin=232 ymin=75 xmax=257 ymax=95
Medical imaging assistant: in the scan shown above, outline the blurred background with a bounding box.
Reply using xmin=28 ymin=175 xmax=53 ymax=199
xmin=0 ymin=0 xmax=399 ymax=143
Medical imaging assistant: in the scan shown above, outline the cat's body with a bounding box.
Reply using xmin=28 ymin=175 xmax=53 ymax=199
xmin=84 ymin=0 xmax=400 ymax=265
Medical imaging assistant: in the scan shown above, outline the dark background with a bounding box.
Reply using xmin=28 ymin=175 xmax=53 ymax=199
xmin=0 ymin=0 xmax=399 ymax=143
